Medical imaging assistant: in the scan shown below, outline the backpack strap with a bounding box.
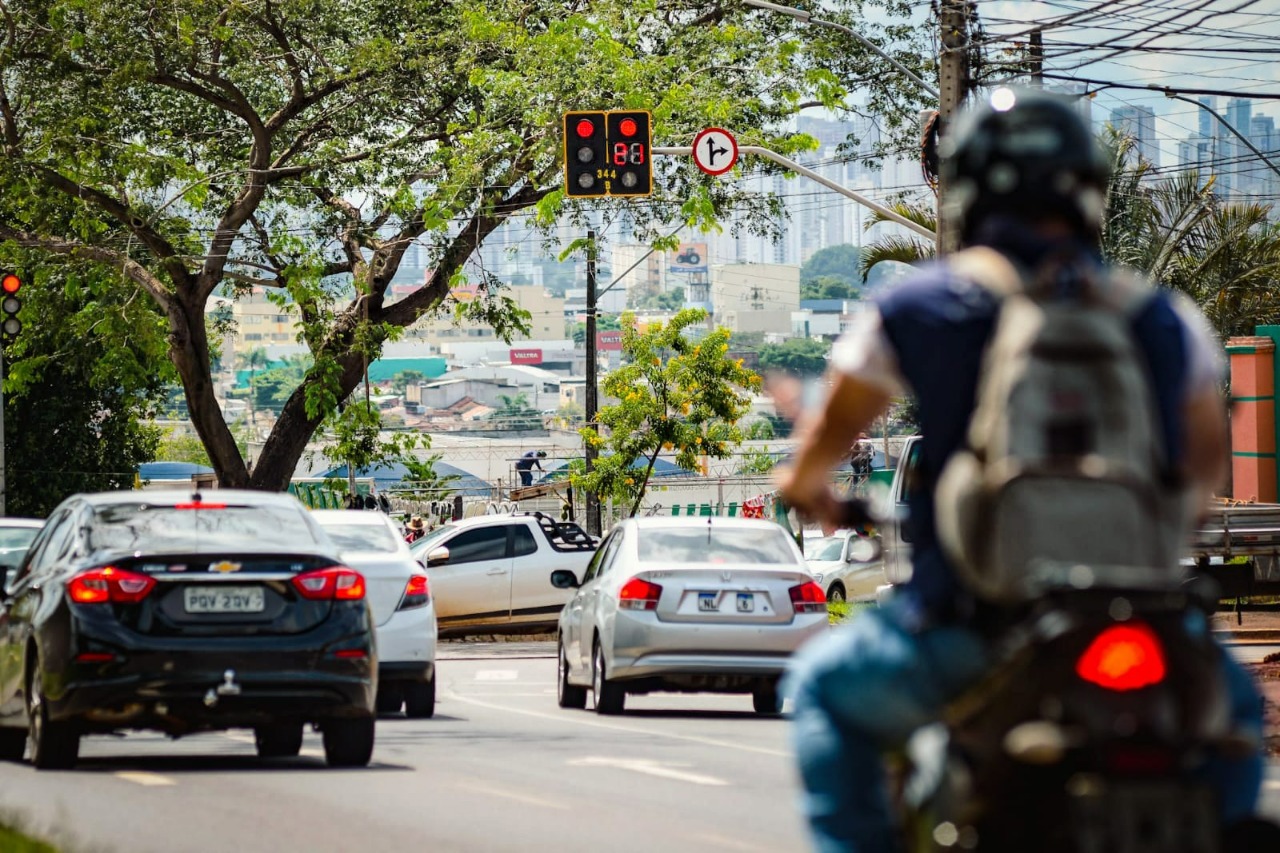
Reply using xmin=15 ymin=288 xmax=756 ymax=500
xmin=947 ymin=246 xmax=1157 ymax=319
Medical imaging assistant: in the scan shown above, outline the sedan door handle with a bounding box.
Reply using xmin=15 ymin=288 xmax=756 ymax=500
xmin=486 ymin=568 xmax=508 ymax=576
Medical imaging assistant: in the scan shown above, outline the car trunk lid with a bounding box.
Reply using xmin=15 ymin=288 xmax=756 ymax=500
xmin=645 ymin=566 xmax=813 ymax=624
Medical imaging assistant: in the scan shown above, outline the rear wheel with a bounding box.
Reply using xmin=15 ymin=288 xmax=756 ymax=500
xmin=322 ymin=717 xmax=375 ymax=768
xmin=592 ymin=642 xmax=625 ymax=716
xmin=557 ymin=639 xmax=587 ymax=710
xmin=403 ymin=674 xmax=436 ymax=719
xmin=255 ymin=724 xmax=304 ymax=758
xmin=0 ymin=728 xmax=25 ymax=762
xmin=826 ymin=583 xmax=846 ymax=604
xmin=375 ymin=685 xmax=404 ymax=715
xmin=752 ymin=682 xmax=781 ymax=716
xmin=27 ymin=668 xmax=79 ymax=770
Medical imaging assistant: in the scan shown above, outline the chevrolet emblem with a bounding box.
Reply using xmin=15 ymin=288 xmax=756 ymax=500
xmin=210 ymin=560 xmax=242 ymax=574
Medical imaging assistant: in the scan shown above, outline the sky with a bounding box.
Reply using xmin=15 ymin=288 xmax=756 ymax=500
xmin=975 ymin=0 xmax=1280 ymax=177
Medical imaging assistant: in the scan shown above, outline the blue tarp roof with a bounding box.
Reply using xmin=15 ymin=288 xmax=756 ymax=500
xmin=537 ymin=457 xmax=696 ymax=484
xmin=138 ymin=461 xmax=215 ymax=480
xmin=319 ymin=461 xmax=492 ymax=497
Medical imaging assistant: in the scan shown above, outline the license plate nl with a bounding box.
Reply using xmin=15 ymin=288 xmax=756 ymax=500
xmin=184 ymin=586 xmax=265 ymax=614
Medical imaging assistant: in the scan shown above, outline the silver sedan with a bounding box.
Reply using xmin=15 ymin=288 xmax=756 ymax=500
xmin=551 ymin=517 xmax=829 ymax=716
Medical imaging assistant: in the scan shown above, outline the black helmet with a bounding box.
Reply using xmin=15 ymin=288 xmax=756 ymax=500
xmin=940 ymin=87 xmax=1110 ymax=244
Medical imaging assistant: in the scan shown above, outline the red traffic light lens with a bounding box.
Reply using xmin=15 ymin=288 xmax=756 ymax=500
xmin=618 ymin=118 xmax=638 ymax=137
xmin=1 ymin=274 xmax=19 ymax=294
xmin=576 ymin=119 xmax=595 ymax=138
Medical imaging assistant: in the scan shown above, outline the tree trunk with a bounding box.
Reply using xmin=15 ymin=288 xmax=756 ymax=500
xmin=248 ymin=354 xmax=367 ymax=491
xmin=628 ymin=447 xmax=663 ymax=518
xmin=169 ymin=297 xmax=250 ymax=487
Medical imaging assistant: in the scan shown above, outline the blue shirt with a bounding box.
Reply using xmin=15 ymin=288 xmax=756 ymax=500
xmin=877 ymin=235 xmax=1189 ymax=620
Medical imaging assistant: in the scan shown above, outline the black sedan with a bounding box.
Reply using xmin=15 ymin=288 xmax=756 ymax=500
xmin=0 ymin=490 xmax=377 ymax=769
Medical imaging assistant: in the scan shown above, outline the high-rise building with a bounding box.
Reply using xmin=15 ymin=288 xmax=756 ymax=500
xmin=1109 ymin=105 xmax=1159 ymax=168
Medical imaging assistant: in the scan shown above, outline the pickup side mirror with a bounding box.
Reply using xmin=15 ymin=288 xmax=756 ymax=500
xmin=425 ymin=546 xmax=450 ymax=567
xmin=550 ymin=569 xmax=580 ymax=589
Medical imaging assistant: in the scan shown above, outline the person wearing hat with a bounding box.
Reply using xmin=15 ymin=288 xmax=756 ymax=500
xmin=404 ymin=516 xmax=427 ymax=544
xmin=515 ymin=449 xmax=548 ymax=487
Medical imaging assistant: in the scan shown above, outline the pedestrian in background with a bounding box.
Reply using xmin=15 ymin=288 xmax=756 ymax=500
xmin=404 ymin=516 xmax=426 ymax=543
xmin=515 ymin=450 xmax=547 ymax=487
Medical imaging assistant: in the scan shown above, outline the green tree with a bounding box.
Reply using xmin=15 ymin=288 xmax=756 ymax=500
xmin=489 ymin=393 xmax=542 ymax=431
xmin=321 ymin=401 xmax=423 ymax=482
xmin=801 ymin=275 xmax=860 ymax=301
xmin=758 ymin=337 xmax=830 ymax=377
xmin=390 ymin=370 xmax=426 ymax=397
xmin=240 ymin=346 xmax=270 ymax=427
xmin=574 ymin=309 xmax=761 ymax=516
xmin=801 ymin=244 xmax=864 ymax=294
xmin=0 ymin=254 xmax=170 ymax=515
xmin=0 ymin=0 xmax=929 ymax=490
xmin=571 ymin=314 xmax=621 ymax=346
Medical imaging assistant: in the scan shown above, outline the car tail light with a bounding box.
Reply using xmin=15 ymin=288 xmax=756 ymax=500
xmin=789 ymin=581 xmax=827 ymax=614
xmin=619 ymin=578 xmax=663 ymax=611
xmin=398 ymin=574 xmax=430 ymax=610
xmin=291 ymin=566 xmax=366 ymax=601
xmin=1076 ymin=622 xmax=1166 ymax=691
xmin=68 ymin=567 xmax=156 ymax=604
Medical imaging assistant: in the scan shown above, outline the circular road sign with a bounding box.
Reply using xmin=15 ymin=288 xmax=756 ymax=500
xmin=692 ymin=128 xmax=738 ymax=176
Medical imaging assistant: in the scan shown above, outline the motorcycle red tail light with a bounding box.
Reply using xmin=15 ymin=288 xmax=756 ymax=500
xmin=291 ymin=566 xmax=366 ymax=601
xmin=1076 ymin=622 xmax=1166 ymax=691
xmin=619 ymin=578 xmax=663 ymax=611
xmin=68 ymin=567 xmax=156 ymax=604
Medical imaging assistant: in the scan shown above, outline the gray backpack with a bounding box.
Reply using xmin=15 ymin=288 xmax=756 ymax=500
xmin=934 ymin=247 xmax=1188 ymax=603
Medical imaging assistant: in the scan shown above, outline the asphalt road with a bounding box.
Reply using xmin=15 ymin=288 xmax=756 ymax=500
xmin=0 ymin=642 xmax=1275 ymax=853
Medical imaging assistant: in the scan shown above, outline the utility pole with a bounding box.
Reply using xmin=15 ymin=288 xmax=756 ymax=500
xmin=583 ymin=229 xmax=601 ymax=537
xmin=936 ymin=0 xmax=970 ymax=256
xmin=1029 ymin=29 xmax=1044 ymax=88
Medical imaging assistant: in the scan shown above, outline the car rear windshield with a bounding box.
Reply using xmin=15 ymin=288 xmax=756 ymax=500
xmin=637 ymin=527 xmax=799 ymax=565
xmin=319 ymin=522 xmax=401 ymax=553
xmin=91 ymin=503 xmax=321 ymax=553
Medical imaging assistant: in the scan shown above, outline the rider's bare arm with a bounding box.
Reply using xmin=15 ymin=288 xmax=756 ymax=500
xmin=778 ymin=311 xmax=899 ymax=528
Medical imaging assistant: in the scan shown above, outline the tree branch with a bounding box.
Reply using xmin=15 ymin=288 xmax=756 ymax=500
xmin=0 ymin=225 xmax=173 ymax=311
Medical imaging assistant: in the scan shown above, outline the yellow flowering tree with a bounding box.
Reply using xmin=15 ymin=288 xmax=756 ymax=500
xmin=573 ymin=308 xmax=761 ymax=517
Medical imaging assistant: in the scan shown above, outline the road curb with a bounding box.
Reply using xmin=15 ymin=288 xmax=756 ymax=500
xmin=1214 ymin=629 xmax=1280 ymax=643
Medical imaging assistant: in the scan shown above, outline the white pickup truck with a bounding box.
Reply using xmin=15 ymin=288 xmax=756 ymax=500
xmin=881 ymin=436 xmax=1280 ymax=599
xmin=409 ymin=512 xmax=598 ymax=635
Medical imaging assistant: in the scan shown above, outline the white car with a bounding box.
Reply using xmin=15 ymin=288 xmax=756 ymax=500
xmin=409 ymin=513 xmax=597 ymax=635
xmin=312 ymin=510 xmax=438 ymax=718
xmin=803 ymin=530 xmax=884 ymax=604
xmin=552 ymin=517 xmax=829 ymax=715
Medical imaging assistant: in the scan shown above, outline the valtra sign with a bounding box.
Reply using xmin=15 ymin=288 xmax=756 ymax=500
xmin=510 ymin=348 xmax=543 ymax=365
xmin=596 ymin=331 xmax=623 ymax=351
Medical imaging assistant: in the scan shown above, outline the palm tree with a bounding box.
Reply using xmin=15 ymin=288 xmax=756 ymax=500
xmin=856 ymin=129 xmax=1280 ymax=339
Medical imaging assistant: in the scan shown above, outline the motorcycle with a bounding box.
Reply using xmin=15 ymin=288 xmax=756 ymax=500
xmin=832 ymin=498 xmax=1280 ymax=852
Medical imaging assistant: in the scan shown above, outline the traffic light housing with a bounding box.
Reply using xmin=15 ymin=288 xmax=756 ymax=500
xmin=0 ymin=272 xmax=20 ymax=341
xmin=563 ymin=111 xmax=608 ymax=198
xmin=605 ymin=110 xmax=652 ymax=197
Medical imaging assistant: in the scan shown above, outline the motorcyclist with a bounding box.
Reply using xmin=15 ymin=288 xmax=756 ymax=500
xmin=777 ymin=87 xmax=1266 ymax=852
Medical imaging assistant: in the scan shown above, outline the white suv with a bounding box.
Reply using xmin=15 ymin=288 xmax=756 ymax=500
xmin=313 ymin=510 xmax=438 ymax=717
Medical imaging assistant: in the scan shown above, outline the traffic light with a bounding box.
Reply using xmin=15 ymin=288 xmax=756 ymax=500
xmin=0 ymin=272 xmax=20 ymax=341
xmin=605 ymin=111 xmax=652 ymax=197
xmin=563 ymin=111 xmax=608 ymax=198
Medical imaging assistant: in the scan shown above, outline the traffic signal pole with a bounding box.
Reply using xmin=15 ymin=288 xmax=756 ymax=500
xmin=651 ymin=145 xmax=936 ymax=240
xmin=583 ymin=229 xmax=601 ymax=537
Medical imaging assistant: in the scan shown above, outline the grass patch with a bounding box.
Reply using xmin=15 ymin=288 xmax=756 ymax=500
xmin=828 ymin=601 xmax=876 ymax=624
xmin=0 ymin=824 xmax=58 ymax=853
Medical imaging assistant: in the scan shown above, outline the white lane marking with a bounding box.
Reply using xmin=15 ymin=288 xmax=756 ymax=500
xmin=223 ymin=732 xmax=255 ymax=744
xmin=569 ymin=756 xmax=728 ymax=786
xmin=693 ymin=833 xmax=773 ymax=852
xmin=474 ymin=669 xmax=519 ymax=681
xmin=114 ymin=771 xmax=176 ymax=787
xmin=445 ymin=692 xmax=789 ymax=758
xmin=456 ymin=780 xmax=570 ymax=811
